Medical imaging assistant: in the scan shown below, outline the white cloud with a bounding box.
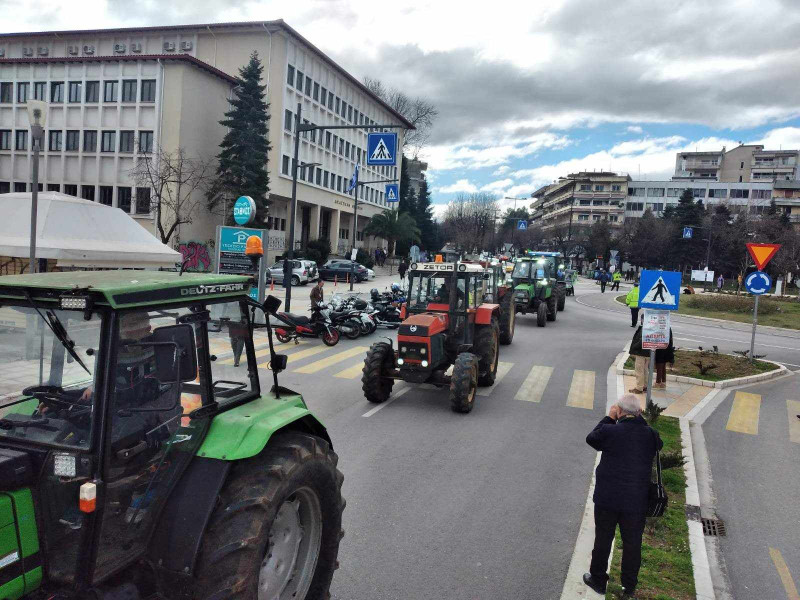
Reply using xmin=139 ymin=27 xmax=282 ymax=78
xmin=493 ymin=165 xmax=511 ymax=175
xmin=626 ymin=125 xmax=643 ymax=134
xmin=423 ymin=133 xmax=571 ymax=172
xmin=480 ymin=178 xmax=514 ymax=193
xmin=436 ymin=179 xmax=478 ymax=194
xmin=755 ymin=127 xmax=800 ymax=150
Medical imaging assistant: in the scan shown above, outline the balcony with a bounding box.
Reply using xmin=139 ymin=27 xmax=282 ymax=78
xmin=684 ymin=160 xmax=720 ymax=170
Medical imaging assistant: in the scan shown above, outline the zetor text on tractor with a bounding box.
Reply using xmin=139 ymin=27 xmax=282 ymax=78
xmin=361 ymin=261 xmax=502 ymax=413
xmin=0 ymin=270 xmax=344 ymax=600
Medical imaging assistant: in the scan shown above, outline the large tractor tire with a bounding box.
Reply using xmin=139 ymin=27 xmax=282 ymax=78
xmin=450 ymin=352 xmax=478 ymax=413
xmin=556 ymin=287 xmax=566 ymax=311
xmin=547 ymin=295 xmax=557 ymax=322
xmin=475 ymin=321 xmax=499 ymax=386
xmin=536 ymin=301 xmax=547 ymax=327
xmin=362 ymin=342 xmax=395 ymax=403
xmin=193 ymin=432 xmax=345 ymax=600
xmin=498 ymin=293 xmax=515 ymax=345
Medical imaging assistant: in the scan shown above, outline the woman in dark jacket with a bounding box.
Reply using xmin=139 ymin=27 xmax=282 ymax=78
xmin=653 ymin=328 xmax=674 ymax=389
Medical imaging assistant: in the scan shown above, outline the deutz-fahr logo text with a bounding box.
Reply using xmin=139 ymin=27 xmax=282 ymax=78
xmin=181 ymin=283 xmax=247 ymax=296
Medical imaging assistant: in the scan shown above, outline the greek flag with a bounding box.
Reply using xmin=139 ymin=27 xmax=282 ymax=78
xmin=346 ymin=164 xmax=360 ymax=193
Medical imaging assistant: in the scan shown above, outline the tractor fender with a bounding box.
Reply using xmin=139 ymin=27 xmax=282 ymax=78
xmin=475 ymin=304 xmax=500 ymax=324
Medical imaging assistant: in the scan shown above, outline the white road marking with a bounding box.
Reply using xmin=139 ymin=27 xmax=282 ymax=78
xmin=361 ymin=387 xmax=411 ymax=418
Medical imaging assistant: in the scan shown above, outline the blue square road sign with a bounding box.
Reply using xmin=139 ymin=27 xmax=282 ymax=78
xmin=683 ymin=227 xmax=693 ymax=239
xmin=638 ymin=269 xmax=681 ymax=311
xmin=367 ymin=132 xmax=397 ymax=166
xmin=385 ymin=183 xmax=399 ymax=202
xmin=517 ymin=220 xmax=527 ymax=230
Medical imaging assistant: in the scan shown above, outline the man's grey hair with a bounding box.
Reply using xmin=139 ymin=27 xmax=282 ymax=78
xmin=617 ymin=394 xmax=642 ymax=416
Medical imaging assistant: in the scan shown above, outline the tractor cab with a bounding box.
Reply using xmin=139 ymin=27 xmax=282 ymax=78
xmin=0 ymin=271 xmax=343 ymax=600
xmin=511 ymin=257 xmax=558 ymax=327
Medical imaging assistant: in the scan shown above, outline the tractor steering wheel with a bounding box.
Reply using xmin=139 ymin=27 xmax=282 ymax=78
xmin=22 ymin=385 xmax=87 ymax=414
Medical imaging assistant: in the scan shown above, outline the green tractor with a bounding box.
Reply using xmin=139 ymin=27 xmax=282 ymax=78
xmin=527 ymin=252 xmax=567 ymax=312
xmin=511 ymin=257 xmax=558 ymax=327
xmin=0 ymin=271 xmax=344 ymax=599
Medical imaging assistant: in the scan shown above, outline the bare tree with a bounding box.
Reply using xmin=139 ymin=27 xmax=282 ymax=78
xmin=363 ymin=76 xmax=438 ymax=154
xmin=440 ymin=192 xmax=498 ymax=253
xmin=129 ymin=146 xmax=217 ymax=245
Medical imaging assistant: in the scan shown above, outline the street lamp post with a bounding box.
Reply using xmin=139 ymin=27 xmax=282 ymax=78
xmin=26 ymin=100 xmax=47 ymax=274
xmin=504 ymin=196 xmax=526 ymax=255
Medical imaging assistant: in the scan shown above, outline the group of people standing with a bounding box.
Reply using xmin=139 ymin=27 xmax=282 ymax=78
xmin=374 ymin=248 xmax=388 ymax=267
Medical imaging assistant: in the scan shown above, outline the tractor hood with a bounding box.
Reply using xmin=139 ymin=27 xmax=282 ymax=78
xmin=398 ymin=313 xmax=448 ymax=337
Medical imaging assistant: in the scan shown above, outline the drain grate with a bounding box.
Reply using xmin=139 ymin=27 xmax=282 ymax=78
xmin=701 ymin=517 xmax=726 ymax=537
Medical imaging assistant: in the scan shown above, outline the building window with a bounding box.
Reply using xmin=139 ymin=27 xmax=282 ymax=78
xmin=296 ymin=70 xmax=304 ymax=90
xmin=65 ymin=130 xmax=80 ymax=151
xmin=64 ymin=184 xmax=77 ymax=196
xmin=101 ymin=131 xmax=116 ymax=152
xmin=651 ymin=203 xmax=664 ymax=212
xmin=81 ymin=185 xmax=95 ymax=201
xmin=287 ymin=65 xmax=295 ymax=86
xmin=15 ymin=130 xmax=27 ymax=150
xmin=325 ymin=131 xmax=331 ymax=150
xmin=103 ymin=81 xmax=117 ymax=102
xmin=628 ymin=187 xmax=645 ymax=196
xmin=0 ymin=83 xmax=12 ymax=103
xmin=282 ymin=155 xmax=290 ymax=175
xmin=730 ymin=189 xmax=749 ymax=199
xmin=646 ymin=188 xmax=664 ymax=197
xmin=348 ymin=106 xmax=353 ymax=122
xmin=33 ymin=82 xmax=46 ymax=100
xmin=135 ymin=188 xmax=151 ymax=214
xmin=17 ymin=82 xmax=29 ymax=103
xmin=121 ymin=80 xmax=137 ymax=102
xmin=579 ymin=184 xmax=591 ymax=191
xmin=84 ymin=130 xmax=97 ymax=152
xmin=341 ymin=101 xmax=348 ymax=118
xmin=327 ymin=93 xmax=334 ymax=111
xmin=119 ymin=130 xmax=134 ymax=152
xmin=345 ymin=141 xmax=350 ymax=158
xmin=740 ymin=161 xmax=744 ymax=169
xmin=14 ymin=182 xmax=27 ymax=192
xmin=340 ymin=228 xmax=349 ymax=240
xmin=323 ymin=171 xmax=329 ymax=188
xmin=315 ymin=168 xmax=322 ymax=185
xmin=284 ymin=109 xmax=292 ymax=131
xmin=0 ymin=182 xmax=9 ymax=193
xmin=337 ymin=175 xmax=343 ymax=192
xmin=0 ymin=130 xmax=10 ymax=150
xmin=85 ymin=81 xmax=99 ymax=103
xmin=335 ymin=97 xmax=340 ymax=114
xmin=594 ymin=185 xmax=603 ymax=191
xmin=117 ymin=187 xmax=132 ymax=212
xmin=68 ymin=81 xmax=81 ymax=103
xmin=667 ymin=188 xmax=680 ymax=197
xmin=611 ymin=184 xmax=621 ymax=191
xmin=139 ymin=131 xmax=153 ymax=153
xmin=141 ymin=79 xmax=156 ymax=102
xmin=48 ymin=130 xmax=62 ymax=151
xmin=47 ymin=184 xmax=60 ymax=192
xmin=313 ymin=82 xmax=320 ymax=101
xmin=579 ymin=199 xmax=591 ymax=206
xmin=99 ymin=186 xmax=113 ymax=206
xmin=305 ymin=76 xmax=312 ymax=96
xmin=739 ymin=176 xmax=743 ymax=182
xmin=339 ymin=138 xmax=344 ymax=155
xmin=692 ymin=188 xmax=705 ymax=198
xmin=50 ymin=82 xmax=64 ymax=103
xmin=320 ymin=87 xmax=327 ymax=107
xmin=609 ymin=215 xmax=619 ymax=222
xmin=708 ymin=188 xmax=727 ymax=198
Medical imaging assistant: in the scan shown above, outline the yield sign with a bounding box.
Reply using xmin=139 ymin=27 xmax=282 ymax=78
xmin=746 ymin=243 xmax=781 ymax=270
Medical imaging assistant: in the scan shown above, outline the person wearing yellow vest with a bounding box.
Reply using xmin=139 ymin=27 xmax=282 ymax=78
xmin=611 ymin=270 xmax=622 ymax=291
xmin=626 ymin=282 xmax=640 ymax=327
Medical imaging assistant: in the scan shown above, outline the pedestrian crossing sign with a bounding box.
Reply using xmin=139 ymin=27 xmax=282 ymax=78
xmin=367 ymin=132 xmax=397 ymax=165
xmin=385 ymin=183 xmax=399 ymax=202
xmin=638 ymin=269 xmax=681 ymax=311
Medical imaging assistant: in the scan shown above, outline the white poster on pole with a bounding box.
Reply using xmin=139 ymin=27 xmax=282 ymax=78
xmin=642 ymin=309 xmax=670 ymax=350
xmin=691 ymin=269 xmax=714 ymax=282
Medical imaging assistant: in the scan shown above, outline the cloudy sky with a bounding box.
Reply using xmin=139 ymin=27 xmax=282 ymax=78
xmin=6 ymin=0 xmax=800 ymax=216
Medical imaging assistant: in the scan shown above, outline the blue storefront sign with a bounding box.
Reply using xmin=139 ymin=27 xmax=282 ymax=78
xmin=216 ymin=226 xmax=266 ymax=300
xmin=233 ymin=196 xmax=257 ymax=226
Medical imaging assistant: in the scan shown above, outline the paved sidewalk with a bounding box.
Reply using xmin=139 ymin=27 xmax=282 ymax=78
xmin=622 ymin=373 xmax=714 ymax=417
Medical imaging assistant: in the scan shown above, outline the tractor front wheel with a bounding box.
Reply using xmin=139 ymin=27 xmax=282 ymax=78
xmin=475 ymin=322 xmax=499 ymax=386
xmin=450 ymin=352 xmax=478 ymax=413
xmin=193 ymin=432 xmax=345 ymax=600
xmin=547 ymin=295 xmax=557 ymax=322
xmin=499 ymin=293 xmax=515 ymax=345
xmin=536 ymin=301 xmax=547 ymax=327
xmin=557 ymin=287 xmax=566 ymax=311
xmin=362 ymin=342 xmax=395 ymax=403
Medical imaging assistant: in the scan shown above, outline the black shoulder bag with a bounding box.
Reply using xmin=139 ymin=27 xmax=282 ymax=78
xmin=646 ymin=429 xmax=668 ymax=518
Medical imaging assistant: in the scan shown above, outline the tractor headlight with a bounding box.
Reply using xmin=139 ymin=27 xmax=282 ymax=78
xmin=397 ymin=358 xmax=404 ymax=365
xmin=420 ymin=348 xmax=426 ymax=355
xmin=421 ymin=360 xmax=429 ymax=367
xmin=60 ymin=295 xmax=89 ymax=310
xmin=400 ymin=346 xmax=407 ymax=353
xmin=540 ymin=279 xmax=548 ymax=286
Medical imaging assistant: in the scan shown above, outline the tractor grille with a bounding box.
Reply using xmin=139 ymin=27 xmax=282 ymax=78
xmin=399 ymin=342 xmax=427 ymax=363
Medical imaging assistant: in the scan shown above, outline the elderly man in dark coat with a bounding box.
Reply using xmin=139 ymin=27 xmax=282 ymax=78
xmin=583 ymin=394 xmax=663 ymax=599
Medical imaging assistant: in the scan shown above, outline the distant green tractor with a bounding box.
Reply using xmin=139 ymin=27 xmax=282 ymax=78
xmin=528 ymin=252 xmax=567 ymax=312
xmin=0 ymin=271 xmax=344 ymax=599
xmin=511 ymin=257 xmax=558 ymax=327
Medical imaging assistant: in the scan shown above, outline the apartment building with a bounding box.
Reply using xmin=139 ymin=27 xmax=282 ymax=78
xmin=530 ymin=171 xmax=629 ymax=231
xmin=771 ymin=180 xmax=800 ymax=226
xmin=406 ymin=157 xmax=428 ymax=198
xmin=625 ymin=180 xmax=775 ymax=218
xmin=0 ymin=21 xmax=412 ymax=262
xmin=673 ymin=144 xmax=800 ymax=183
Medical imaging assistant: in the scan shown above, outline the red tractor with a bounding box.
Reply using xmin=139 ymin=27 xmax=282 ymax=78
xmin=485 ymin=262 xmax=515 ymax=345
xmin=361 ymin=261 xmax=501 ymax=413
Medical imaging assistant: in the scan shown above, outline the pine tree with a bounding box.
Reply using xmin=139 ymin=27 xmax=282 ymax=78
xmin=397 ymin=155 xmax=415 ymax=215
xmin=211 ymin=52 xmax=271 ymax=225
xmin=414 ymin=175 xmax=439 ymax=251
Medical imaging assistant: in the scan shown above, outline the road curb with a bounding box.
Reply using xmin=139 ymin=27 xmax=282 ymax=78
xmin=618 ymin=353 xmax=786 ymax=388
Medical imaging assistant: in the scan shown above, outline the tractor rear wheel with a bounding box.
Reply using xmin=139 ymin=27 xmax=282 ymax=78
xmin=547 ymin=295 xmax=557 ymax=322
xmin=557 ymin=287 xmax=566 ymax=311
xmin=362 ymin=342 xmax=395 ymax=403
xmin=450 ymin=352 xmax=478 ymax=413
xmin=498 ymin=292 xmax=515 ymax=345
xmin=536 ymin=301 xmax=547 ymax=327
xmin=193 ymin=432 xmax=344 ymax=600
xmin=475 ymin=322 xmax=499 ymax=386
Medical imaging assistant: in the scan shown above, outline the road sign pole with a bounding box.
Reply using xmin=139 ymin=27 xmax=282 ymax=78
xmin=350 ymin=166 xmax=359 ymax=292
xmin=285 ymin=102 xmax=302 ymax=313
xmin=750 ymin=294 xmax=759 ymax=364
xmin=646 ymin=349 xmax=655 ymax=407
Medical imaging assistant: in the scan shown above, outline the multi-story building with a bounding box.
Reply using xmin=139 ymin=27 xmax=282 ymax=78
xmin=624 ymin=180 xmax=775 ymax=218
xmin=405 ymin=157 xmax=428 ymax=198
xmin=530 ymin=171 xmax=629 ymax=232
xmin=0 ymin=21 xmax=412 ymax=263
xmin=771 ymin=180 xmax=800 ymax=226
xmin=673 ymin=144 xmax=800 ymax=183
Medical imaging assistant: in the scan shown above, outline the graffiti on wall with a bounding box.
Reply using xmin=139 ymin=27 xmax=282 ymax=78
xmin=178 ymin=240 xmax=213 ymax=272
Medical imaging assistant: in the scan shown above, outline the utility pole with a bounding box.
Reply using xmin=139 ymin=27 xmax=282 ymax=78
xmin=285 ymin=102 xmax=302 ymax=312
xmin=349 ymin=165 xmax=359 ymax=292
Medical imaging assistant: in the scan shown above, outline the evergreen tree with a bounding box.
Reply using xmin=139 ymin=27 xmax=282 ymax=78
xmin=413 ymin=175 xmax=440 ymax=251
xmin=397 ymin=156 xmax=415 ymax=215
xmin=210 ymin=52 xmax=271 ymax=225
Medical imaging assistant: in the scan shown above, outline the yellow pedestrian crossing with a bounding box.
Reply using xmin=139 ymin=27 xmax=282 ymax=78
xmin=218 ymin=341 xmax=307 ymax=365
xmin=769 ymin=548 xmax=800 ymax=600
xmin=334 ymin=360 xmax=366 ymax=379
xmin=726 ymin=391 xmax=761 ymax=435
xmin=294 ymin=346 xmax=368 ymax=374
xmin=514 ymin=365 xmax=553 ymax=403
xmin=477 ymin=362 xmax=514 ymax=396
xmin=566 ymin=370 xmax=595 ymax=410
xmin=281 ymin=345 xmax=333 ymax=366
xmin=788 ymin=400 xmax=800 ymax=444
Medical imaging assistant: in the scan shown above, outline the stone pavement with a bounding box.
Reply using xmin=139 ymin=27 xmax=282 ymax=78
xmin=622 ymin=373 xmax=713 ymax=416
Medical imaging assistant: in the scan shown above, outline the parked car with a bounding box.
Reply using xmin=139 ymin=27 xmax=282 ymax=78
xmin=267 ymin=259 xmax=311 ymax=286
xmin=300 ymin=259 xmax=319 ymax=281
xmin=319 ymin=259 xmax=370 ymax=282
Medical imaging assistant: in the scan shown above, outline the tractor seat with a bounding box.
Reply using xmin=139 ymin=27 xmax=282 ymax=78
xmin=282 ymin=312 xmax=310 ymax=325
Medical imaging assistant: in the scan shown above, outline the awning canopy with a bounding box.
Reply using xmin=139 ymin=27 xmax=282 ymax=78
xmin=0 ymin=192 xmax=181 ymax=269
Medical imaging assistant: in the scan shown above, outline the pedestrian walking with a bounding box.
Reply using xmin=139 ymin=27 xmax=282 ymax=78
xmin=375 ymin=248 xmax=381 ymax=267
xmin=626 ymin=281 xmax=640 ymax=327
xmin=611 ymin=270 xmax=621 ymax=291
xmin=716 ymin=274 xmax=724 ymax=293
xmin=737 ymin=273 xmax=743 ymax=295
xmin=654 ymin=328 xmax=674 ymax=389
xmin=398 ymin=259 xmax=408 ymax=282
xmin=310 ymin=279 xmax=324 ymax=321
xmin=582 ymin=394 xmax=663 ymax=599
xmin=628 ymin=316 xmax=649 ymax=393
xmin=600 ymin=269 xmax=608 ymax=293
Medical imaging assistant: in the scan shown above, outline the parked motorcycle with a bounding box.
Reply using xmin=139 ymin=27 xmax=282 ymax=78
xmin=272 ymin=309 xmax=340 ymax=346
